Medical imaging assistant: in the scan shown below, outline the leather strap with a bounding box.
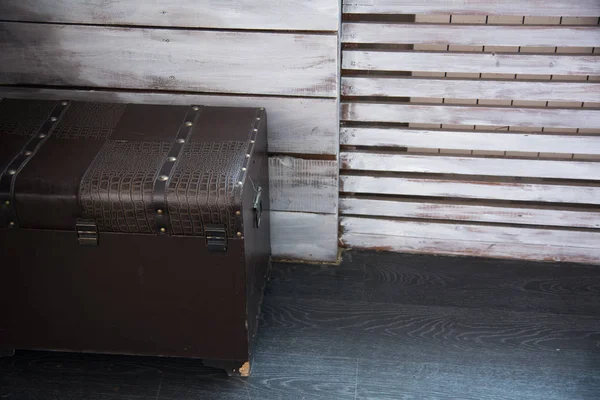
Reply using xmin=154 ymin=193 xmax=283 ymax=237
xmin=153 ymin=105 xmax=202 ymax=235
xmin=0 ymin=100 xmax=70 ymax=229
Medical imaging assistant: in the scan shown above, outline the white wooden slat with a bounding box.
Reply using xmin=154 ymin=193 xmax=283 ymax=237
xmin=341 ymin=103 xmax=600 ymax=129
xmin=271 ymin=211 xmax=338 ymax=262
xmin=342 ymin=0 xmax=600 ymax=17
xmin=0 ymin=88 xmax=338 ymax=155
xmin=339 ymin=198 xmax=600 ymax=229
xmin=343 ymin=51 xmax=600 ymax=76
xmin=340 ymin=176 xmax=600 ymax=205
xmin=343 ymin=23 xmax=600 ymax=47
xmin=341 ymin=152 xmax=600 ymax=181
xmin=0 ymin=23 xmax=338 ymax=98
xmin=340 ymin=217 xmax=600 ymax=264
xmin=342 ymin=77 xmax=600 ymax=103
xmin=340 ymin=127 xmax=600 ymax=155
xmin=342 ymin=217 xmax=600 ymax=249
xmin=0 ymin=0 xmax=340 ymax=31
xmin=269 ymin=157 xmax=338 ymax=214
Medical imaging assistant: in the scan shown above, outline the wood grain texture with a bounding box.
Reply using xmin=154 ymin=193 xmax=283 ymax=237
xmin=340 ymin=127 xmax=600 ymax=154
xmin=340 ymin=152 xmax=600 ymax=180
xmin=262 ymin=296 xmax=600 ymax=352
xmin=342 ymin=77 xmax=600 ymax=103
xmin=269 ymin=157 xmax=338 ymax=213
xmin=355 ymin=357 xmax=600 ymax=400
xmin=0 ymin=87 xmax=338 ymax=155
xmin=355 ymin=250 xmax=600 ymax=316
xmin=342 ymin=0 xmax=600 ymax=17
xmin=343 ymin=51 xmax=600 ymax=76
xmin=0 ymin=0 xmax=341 ymax=31
xmin=341 ymin=103 xmax=600 ymax=129
xmin=343 ymin=23 xmax=600 ymax=47
xmin=270 ymin=211 xmax=338 ymax=262
xmin=340 ymin=217 xmax=600 ymax=264
xmin=340 ymin=175 xmax=600 ymax=205
xmin=340 ymin=198 xmax=600 ymax=229
xmin=0 ymin=22 xmax=338 ymax=97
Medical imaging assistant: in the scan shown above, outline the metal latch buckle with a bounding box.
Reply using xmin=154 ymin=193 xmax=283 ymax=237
xmin=76 ymin=219 xmax=98 ymax=246
xmin=205 ymin=224 xmax=227 ymax=252
xmin=253 ymin=186 xmax=262 ymax=228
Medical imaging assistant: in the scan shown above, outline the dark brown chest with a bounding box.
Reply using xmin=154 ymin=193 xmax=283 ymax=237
xmin=0 ymin=98 xmax=271 ymax=376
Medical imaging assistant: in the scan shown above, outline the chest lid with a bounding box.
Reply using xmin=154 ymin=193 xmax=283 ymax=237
xmin=0 ymin=99 xmax=265 ymax=239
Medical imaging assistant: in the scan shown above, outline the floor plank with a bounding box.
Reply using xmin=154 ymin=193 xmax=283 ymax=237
xmin=357 ymin=252 xmax=600 ymax=316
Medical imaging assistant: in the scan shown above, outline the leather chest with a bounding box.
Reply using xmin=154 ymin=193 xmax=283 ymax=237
xmin=0 ymin=98 xmax=271 ymax=376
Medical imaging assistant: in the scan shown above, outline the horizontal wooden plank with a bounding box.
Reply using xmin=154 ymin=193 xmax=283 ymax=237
xmin=269 ymin=157 xmax=338 ymax=214
xmin=271 ymin=211 xmax=338 ymax=262
xmin=340 ymin=127 xmax=600 ymax=155
xmin=339 ymin=198 xmax=600 ymax=229
xmin=342 ymin=0 xmax=600 ymax=17
xmin=0 ymin=87 xmax=338 ymax=155
xmin=340 ymin=175 xmax=600 ymax=205
xmin=340 ymin=152 xmax=600 ymax=180
xmin=341 ymin=103 xmax=600 ymax=129
xmin=0 ymin=22 xmax=337 ymax=97
xmin=342 ymin=23 xmax=600 ymax=47
xmin=340 ymin=217 xmax=600 ymax=264
xmin=343 ymin=51 xmax=600 ymax=76
xmin=342 ymin=77 xmax=600 ymax=103
xmin=0 ymin=0 xmax=340 ymax=31
xmin=342 ymin=217 xmax=600 ymax=249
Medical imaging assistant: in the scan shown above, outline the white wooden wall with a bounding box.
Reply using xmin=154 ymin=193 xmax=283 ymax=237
xmin=340 ymin=1 xmax=600 ymax=264
xmin=0 ymin=0 xmax=341 ymax=262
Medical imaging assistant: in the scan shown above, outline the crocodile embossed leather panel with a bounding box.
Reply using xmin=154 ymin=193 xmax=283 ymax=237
xmin=52 ymin=102 xmax=126 ymax=140
xmin=79 ymin=140 xmax=172 ymax=233
xmin=167 ymin=141 xmax=246 ymax=237
xmin=0 ymin=99 xmax=57 ymax=137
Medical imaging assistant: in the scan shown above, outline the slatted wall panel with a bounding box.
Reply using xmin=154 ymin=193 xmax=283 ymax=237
xmin=340 ymin=1 xmax=600 ymax=264
xmin=0 ymin=0 xmax=341 ymax=262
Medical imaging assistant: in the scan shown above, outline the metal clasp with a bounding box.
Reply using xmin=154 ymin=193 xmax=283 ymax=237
xmin=76 ymin=219 xmax=98 ymax=246
xmin=253 ymin=186 xmax=262 ymax=228
xmin=205 ymin=224 xmax=227 ymax=252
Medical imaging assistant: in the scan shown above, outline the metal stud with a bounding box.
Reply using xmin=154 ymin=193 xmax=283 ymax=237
xmin=250 ymin=140 xmax=255 ymax=144
xmin=8 ymin=221 xmax=15 ymax=227
xmin=238 ymin=181 xmax=243 ymax=185
xmin=236 ymin=232 xmax=242 ymax=237
xmin=242 ymin=167 xmax=247 ymax=171
xmin=158 ymin=175 xmax=169 ymax=182
xmin=50 ymin=117 xmax=58 ymax=122
xmin=192 ymin=106 xmax=199 ymax=111
xmin=61 ymin=101 xmax=68 ymax=106
xmin=38 ymin=133 xmax=47 ymax=139
xmin=256 ymin=117 xmax=260 ymax=121
xmin=4 ymin=200 xmax=10 ymax=206
xmin=176 ymin=138 xmax=185 ymax=144
xmin=167 ymin=156 xmax=177 ymax=162
xmin=157 ymin=209 xmax=164 ymax=215
xmin=7 ymin=169 xmax=16 ymax=175
xmin=235 ymin=211 xmax=241 ymax=216
xmin=23 ymin=150 xmax=33 ymax=156
xmin=184 ymin=121 xmax=193 ymax=127
xmin=246 ymin=154 xmax=250 ymax=158
xmin=160 ymin=227 xmax=166 ymax=233
xmin=253 ymin=129 xmax=258 ymax=132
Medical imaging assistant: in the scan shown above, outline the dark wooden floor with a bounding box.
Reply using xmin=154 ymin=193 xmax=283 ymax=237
xmin=1 ymin=251 xmax=600 ymax=399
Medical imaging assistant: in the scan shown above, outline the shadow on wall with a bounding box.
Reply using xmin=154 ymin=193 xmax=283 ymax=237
xmin=0 ymin=18 xmax=122 ymax=104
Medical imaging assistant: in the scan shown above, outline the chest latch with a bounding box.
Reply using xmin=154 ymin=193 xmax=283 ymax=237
xmin=76 ymin=219 xmax=99 ymax=246
xmin=205 ymin=224 xmax=227 ymax=252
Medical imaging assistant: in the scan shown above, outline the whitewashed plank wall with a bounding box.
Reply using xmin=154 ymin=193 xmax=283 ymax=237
xmin=0 ymin=0 xmax=341 ymax=262
xmin=340 ymin=1 xmax=600 ymax=264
